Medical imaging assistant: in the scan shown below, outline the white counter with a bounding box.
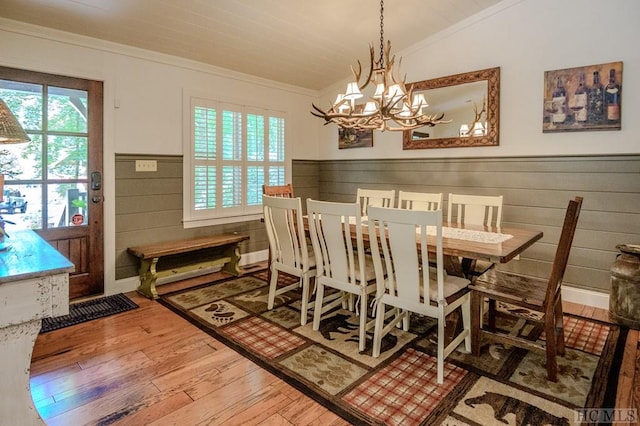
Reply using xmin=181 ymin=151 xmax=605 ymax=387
xmin=0 ymin=230 xmax=74 ymax=425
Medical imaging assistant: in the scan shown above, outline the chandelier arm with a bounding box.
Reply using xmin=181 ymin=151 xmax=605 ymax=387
xmin=464 ymin=96 xmax=488 ymax=135
xmin=356 ymin=46 xmax=375 ymax=91
xmin=350 ymin=60 xmax=363 ymax=88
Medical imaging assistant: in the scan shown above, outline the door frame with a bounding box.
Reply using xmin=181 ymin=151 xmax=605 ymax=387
xmin=0 ymin=66 xmax=104 ymax=299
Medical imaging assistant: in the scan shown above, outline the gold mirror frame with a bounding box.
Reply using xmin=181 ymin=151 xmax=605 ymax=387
xmin=403 ymin=67 xmax=500 ymax=149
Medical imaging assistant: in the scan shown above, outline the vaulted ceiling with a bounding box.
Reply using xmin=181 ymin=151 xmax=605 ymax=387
xmin=0 ymin=0 xmax=503 ymax=90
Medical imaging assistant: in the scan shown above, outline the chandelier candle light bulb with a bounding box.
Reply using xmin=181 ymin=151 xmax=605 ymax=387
xmin=311 ymin=0 xmax=450 ymax=132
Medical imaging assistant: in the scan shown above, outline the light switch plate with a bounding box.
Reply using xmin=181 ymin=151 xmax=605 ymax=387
xmin=135 ymin=160 xmax=157 ymax=172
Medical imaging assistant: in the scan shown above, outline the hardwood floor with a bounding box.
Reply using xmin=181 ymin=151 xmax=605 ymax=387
xmin=30 ymin=271 xmax=638 ymax=425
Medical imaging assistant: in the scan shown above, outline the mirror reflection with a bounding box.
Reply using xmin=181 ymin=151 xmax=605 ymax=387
xmin=403 ymin=67 xmax=500 ymax=149
xmin=411 ymin=80 xmax=487 ymax=140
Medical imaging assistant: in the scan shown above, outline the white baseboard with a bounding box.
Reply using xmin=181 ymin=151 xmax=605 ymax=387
xmin=111 ymin=249 xmax=269 ymax=296
xmin=562 ymin=285 xmax=609 ymax=310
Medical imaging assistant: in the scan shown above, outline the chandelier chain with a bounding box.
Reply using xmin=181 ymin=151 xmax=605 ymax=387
xmin=379 ymin=0 xmax=384 ymax=68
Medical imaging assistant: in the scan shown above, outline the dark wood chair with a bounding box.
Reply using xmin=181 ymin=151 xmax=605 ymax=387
xmin=469 ymin=196 xmax=583 ymax=382
xmin=262 ymin=184 xmax=295 ymax=283
xmin=262 ymin=184 xmax=294 ymax=198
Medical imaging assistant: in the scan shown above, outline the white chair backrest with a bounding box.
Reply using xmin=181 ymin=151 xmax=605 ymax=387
xmin=447 ymin=193 xmax=503 ymax=227
xmin=263 ymin=195 xmax=309 ymax=271
xmin=356 ymin=188 xmax=395 ymax=216
xmin=398 ymin=191 xmax=443 ymax=211
xmin=367 ymin=206 xmax=446 ymax=308
xmin=306 ymin=199 xmax=366 ymax=286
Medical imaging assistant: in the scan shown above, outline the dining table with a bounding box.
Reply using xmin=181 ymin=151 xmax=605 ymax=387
xmin=305 ymin=215 xmax=543 ymax=279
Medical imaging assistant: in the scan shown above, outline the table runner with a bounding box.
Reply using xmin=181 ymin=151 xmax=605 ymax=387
xmin=352 ymin=216 xmax=513 ymax=244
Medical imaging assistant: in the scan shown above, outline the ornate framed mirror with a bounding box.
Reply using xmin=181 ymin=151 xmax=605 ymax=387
xmin=402 ymin=67 xmax=500 ymax=149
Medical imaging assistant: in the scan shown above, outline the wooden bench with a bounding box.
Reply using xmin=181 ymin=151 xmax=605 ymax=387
xmin=127 ymin=233 xmax=249 ymax=299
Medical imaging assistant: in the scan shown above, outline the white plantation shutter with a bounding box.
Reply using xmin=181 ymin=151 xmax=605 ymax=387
xmin=186 ymin=97 xmax=287 ymax=225
xmin=267 ymin=116 xmax=285 ymax=186
xmin=246 ymin=112 xmax=265 ymax=207
xmin=193 ymin=105 xmax=216 ymax=210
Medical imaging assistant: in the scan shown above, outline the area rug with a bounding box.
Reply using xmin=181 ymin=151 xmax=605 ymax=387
xmin=40 ymin=293 xmax=139 ymax=333
xmin=159 ymin=272 xmax=626 ymax=426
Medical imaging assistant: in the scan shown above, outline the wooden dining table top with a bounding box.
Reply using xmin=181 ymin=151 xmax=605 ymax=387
xmin=304 ymin=215 xmax=543 ymax=276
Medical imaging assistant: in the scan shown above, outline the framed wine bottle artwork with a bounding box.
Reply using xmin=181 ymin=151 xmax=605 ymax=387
xmin=543 ymin=61 xmax=622 ymax=133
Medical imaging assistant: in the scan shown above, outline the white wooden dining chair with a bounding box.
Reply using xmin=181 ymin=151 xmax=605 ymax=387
xmin=306 ymin=199 xmax=377 ymax=352
xmin=356 ymin=188 xmax=395 ymax=216
xmin=398 ymin=191 xmax=443 ymax=211
xmin=447 ymin=193 xmax=504 ymax=279
xmin=447 ymin=193 xmax=503 ymax=227
xmin=367 ymin=206 xmax=471 ymax=384
xmin=263 ymin=195 xmax=316 ymax=326
xmin=262 ymin=184 xmax=295 ymax=284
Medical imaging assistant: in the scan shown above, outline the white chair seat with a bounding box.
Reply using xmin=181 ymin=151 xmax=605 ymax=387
xmin=423 ymin=271 xmax=470 ymax=301
xmin=396 ymin=267 xmax=468 ymax=301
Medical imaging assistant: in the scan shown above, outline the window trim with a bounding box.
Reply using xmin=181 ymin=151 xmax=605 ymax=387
xmin=182 ymin=90 xmax=289 ymax=228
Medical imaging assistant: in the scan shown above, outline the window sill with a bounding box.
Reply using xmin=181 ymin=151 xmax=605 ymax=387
xmin=183 ymin=213 xmax=263 ymax=229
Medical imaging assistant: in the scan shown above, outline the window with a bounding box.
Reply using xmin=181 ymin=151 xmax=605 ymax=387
xmin=0 ymin=78 xmax=91 ymax=230
xmin=184 ymin=97 xmax=287 ymax=227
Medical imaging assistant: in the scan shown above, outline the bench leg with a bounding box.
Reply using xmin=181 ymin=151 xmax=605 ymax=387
xmin=221 ymin=243 xmax=242 ymax=276
xmin=137 ymin=258 xmax=160 ymax=299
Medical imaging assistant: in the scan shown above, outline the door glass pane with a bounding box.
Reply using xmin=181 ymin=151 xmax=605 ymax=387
xmin=0 ymin=80 xmax=43 ymax=131
xmin=0 ymin=183 xmax=41 ymax=230
xmin=1 ymin=134 xmax=43 ymax=180
xmin=47 ymin=135 xmax=88 ymax=179
xmin=48 ymin=87 xmax=88 ymax=133
xmin=47 ymin=183 xmax=89 ymax=228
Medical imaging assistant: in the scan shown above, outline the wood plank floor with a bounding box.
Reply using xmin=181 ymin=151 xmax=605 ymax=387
xmin=30 ymin=270 xmax=639 ymax=425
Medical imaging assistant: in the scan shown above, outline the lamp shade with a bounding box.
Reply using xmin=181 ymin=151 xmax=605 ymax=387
xmin=344 ymin=82 xmax=363 ymax=100
xmin=0 ymin=98 xmax=30 ymax=144
xmin=472 ymin=121 xmax=485 ymax=136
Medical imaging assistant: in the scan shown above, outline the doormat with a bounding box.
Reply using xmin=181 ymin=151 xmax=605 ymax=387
xmin=159 ymin=273 xmax=627 ymax=426
xmin=40 ymin=293 xmax=139 ymax=333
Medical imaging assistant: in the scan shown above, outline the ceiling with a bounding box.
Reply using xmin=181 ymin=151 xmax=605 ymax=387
xmin=0 ymin=0 xmax=503 ymax=90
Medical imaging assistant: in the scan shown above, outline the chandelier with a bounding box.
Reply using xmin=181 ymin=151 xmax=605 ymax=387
xmin=311 ymin=0 xmax=449 ymax=132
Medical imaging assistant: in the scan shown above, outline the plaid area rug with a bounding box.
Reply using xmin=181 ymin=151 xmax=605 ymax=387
xmin=159 ymin=272 xmax=626 ymax=426
xmin=40 ymin=293 xmax=139 ymax=333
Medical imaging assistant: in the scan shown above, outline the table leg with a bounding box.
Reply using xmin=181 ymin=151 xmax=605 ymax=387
xmin=470 ymin=290 xmax=482 ymax=356
xmin=0 ymin=320 xmax=45 ymax=425
xmin=444 ymin=255 xmax=466 ymax=278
